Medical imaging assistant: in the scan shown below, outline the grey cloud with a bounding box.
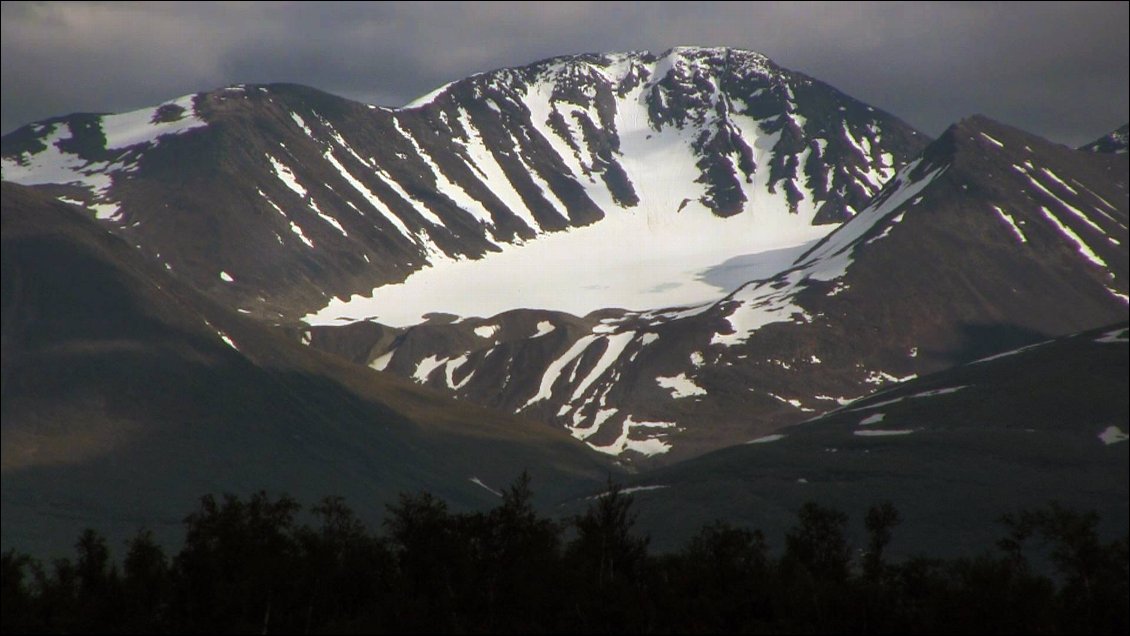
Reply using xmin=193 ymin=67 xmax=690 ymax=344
xmin=2 ymin=1 xmax=1126 ymax=146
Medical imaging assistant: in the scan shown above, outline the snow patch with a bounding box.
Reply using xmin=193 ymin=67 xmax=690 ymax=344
xmin=656 ymin=373 xmax=707 ymax=398
xmin=1095 ymin=328 xmax=1129 ymax=344
xmin=1098 ymin=426 xmax=1128 ymax=445
xmin=474 ymin=324 xmax=499 ymax=339
xmin=854 ymin=429 xmax=914 ymax=437
xmin=747 ymin=434 xmax=786 ymax=444
xmin=859 ymin=412 xmax=885 ymax=426
xmin=469 ymin=477 xmax=502 ymax=497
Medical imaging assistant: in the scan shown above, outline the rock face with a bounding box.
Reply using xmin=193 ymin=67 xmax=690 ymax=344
xmin=2 ymin=47 xmax=926 ymax=322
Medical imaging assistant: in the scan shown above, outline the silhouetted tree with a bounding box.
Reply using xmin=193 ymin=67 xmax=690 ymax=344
xmin=120 ymin=529 xmax=169 ymax=632
xmin=566 ymin=478 xmax=652 ymax=632
xmin=171 ymin=491 xmax=302 ymax=632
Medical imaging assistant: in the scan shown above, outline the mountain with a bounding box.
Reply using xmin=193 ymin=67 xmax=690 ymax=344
xmin=311 ymin=115 xmax=1129 ymax=463
xmin=1081 ymin=123 xmax=1129 ymax=154
xmin=587 ymin=322 xmax=1129 ymax=556
xmin=1 ymin=47 xmax=927 ymax=324
xmin=1 ymin=182 xmax=612 ymax=558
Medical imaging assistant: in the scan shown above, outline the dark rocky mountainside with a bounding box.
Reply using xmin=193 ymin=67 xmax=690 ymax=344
xmin=1 ymin=183 xmax=611 ymax=557
xmin=1081 ymin=123 xmax=1129 ymax=154
xmin=596 ymin=322 xmax=1129 ymax=555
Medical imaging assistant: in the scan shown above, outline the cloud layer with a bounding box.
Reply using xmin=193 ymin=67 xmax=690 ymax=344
xmin=2 ymin=1 xmax=1127 ymax=145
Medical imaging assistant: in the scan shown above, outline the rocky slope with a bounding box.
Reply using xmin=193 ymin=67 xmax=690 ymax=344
xmin=1 ymin=183 xmax=611 ymax=558
xmin=600 ymin=322 xmax=1129 ymax=556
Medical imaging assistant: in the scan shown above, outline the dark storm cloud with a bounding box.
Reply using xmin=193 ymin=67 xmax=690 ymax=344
xmin=2 ymin=1 xmax=1126 ymax=146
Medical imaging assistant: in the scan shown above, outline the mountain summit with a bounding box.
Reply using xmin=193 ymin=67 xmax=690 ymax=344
xmin=2 ymin=47 xmax=926 ymax=323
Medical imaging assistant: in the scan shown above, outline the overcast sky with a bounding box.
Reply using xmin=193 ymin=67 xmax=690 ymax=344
xmin=2 ymin=1 xmax=1127 ymax=146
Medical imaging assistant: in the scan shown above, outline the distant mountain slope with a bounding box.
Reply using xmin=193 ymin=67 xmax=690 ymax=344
xmin=1081 ymin=123 xmax=1129 ymax=154
xmin=586 ymin=322 xmax=1129 ymax=555
xmin=1 ymin=182 xmax=611 ymax=558
xmin=1 ymin=47 xmax=927 ymax=322
xmin=333 ymin=116 xmax=1128 ymax=463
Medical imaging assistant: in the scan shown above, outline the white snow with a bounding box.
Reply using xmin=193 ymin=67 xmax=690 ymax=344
xmin=587 ymin=414 xmax=675 ymax=456
xmin=864 ymin=370 xmax=917 ymax=385
xmin=586 ymin=484 xmax=669 ymax=499
xmin=746 ymin=434 xmax=786 ymax=444
xmin=323 ymin=150 xmax=414 ymax=239
xmin=473 ymin=325 xmax=499 ymax=339
xmin=532 ymin=321 xmax=556 ymax=338
xmin=219 ymin=333 xmax=239 ymax=351
xmin=310 ymin=199 xmax=347 ymax=236
xmin=620 ymin=484 xmax=669 ymax=495
xmin=303 ymin=53 xmax=872 ymax=329
xmin=443 ymin=354 xmax=473 ymax=390
xmin=412 ymin=355 xmax=448 ymax=383
xmin=404 ymin=80 xmax=458 ymax=108
xmin=1098 ymin=426 xmax=1128 ymax=445
xmin=655 ymin=372 xmax=708 ymax=398
xmin=979 ymin=132 xmax=1005 ymax=148
xmin=1039 ymin=168 xmax=1078 ymax=195
xmin=1020 ymin=167 xmax=1109 ymax=237
xmin=522 ymin=334 xmax=600 ymax=408
xmin=569 ymin=332 xmax=635 ymax=401
xmin=454 ymin=107 xmax=542 ymax=233
xmin=369 ymin=349 xmax=395 ymax=371
xmin=305 ymin=192 xmax=833 ymax=327
xmin=708 ymin=161 xmax=945 ymax=346
xmin=991 ymin=205 xmax=1028 ymax=243
xmin=288 ymin=220 xmax=314 ymax=248
xmin=859 ymin=412 xmax=885 ymax=425
xmin=267 ymin=155 xmax=307 ymax=198
xmin=1095 ymin=327 xmax=1129 ymax=344
xmin=854 ymin=429 xmax=914 ymax=437
xmin=972 ymin=341 xmax=1052 ymax=364
xmin=853 ymin=385 xmax=968 ymax=411
xmin=1 ymin=123 xmax=114 ymax=202
xmin=99 ymin=94 xmax=207 ymax=150
xmin=290 ymin=112 xmax=315 ymax=137
xmin=469 ymin=477 xmax=502 ymax=497
xmin=388 ymin=117 xmax=496 ymax=228
xmin=1037 ymin=206 xmax=1107 ymax=269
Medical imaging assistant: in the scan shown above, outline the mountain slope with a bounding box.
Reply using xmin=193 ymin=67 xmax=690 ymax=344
xmin=2 ymin=47 xmax=927 ymax=323
xmin=334 ymin=116 xmax=1128 ymax=463
xmin=587 ymin=322 xmax=1130 ymax=556
xmin=1 ymin=182 xmax=612 ymax=558
xmin=1081 ymin=123 xmax=1129 ymax=154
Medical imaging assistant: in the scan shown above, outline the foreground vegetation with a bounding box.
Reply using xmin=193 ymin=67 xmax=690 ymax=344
xmin=2 ymin=474 xmax=1126 ymax=634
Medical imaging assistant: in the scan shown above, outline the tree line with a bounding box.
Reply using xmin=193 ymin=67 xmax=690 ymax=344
xmin=2 ymin=473 xmax=1126 ymax=633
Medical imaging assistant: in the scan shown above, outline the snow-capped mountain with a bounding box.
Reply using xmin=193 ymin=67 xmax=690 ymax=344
xmin=323 ymin=116 xmax=1128 ymax=463
xmin=1 ymin=47 xmax=926 ymax=323
xmin=1081 ymin=123 xmax=1129 ymax=154
xmin=2 ymin=48 xmax=1125 ymax=466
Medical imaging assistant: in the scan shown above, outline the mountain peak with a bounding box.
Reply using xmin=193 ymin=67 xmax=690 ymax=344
xmin=1081 ymin=123 xmax=1129 ymax=154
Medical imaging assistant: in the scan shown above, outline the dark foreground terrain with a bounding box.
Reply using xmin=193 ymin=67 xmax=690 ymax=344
xmin=3 ymin=478 xmax=1126 ymax=634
